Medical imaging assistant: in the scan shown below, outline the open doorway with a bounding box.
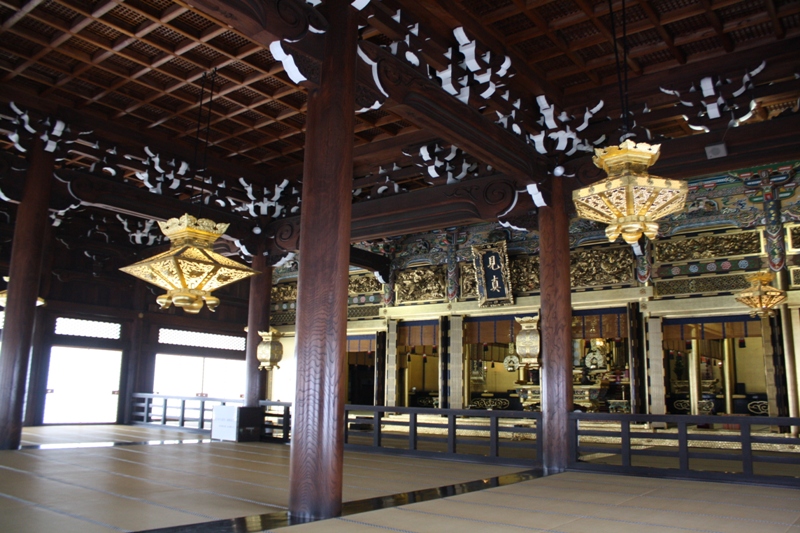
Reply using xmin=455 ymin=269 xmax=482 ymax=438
xmin=43 ymin=346 xmax=122 ymax=424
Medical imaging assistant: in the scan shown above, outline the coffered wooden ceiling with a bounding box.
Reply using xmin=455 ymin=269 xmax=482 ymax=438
xmin=0 ymin=0 xmax=798 ymax=239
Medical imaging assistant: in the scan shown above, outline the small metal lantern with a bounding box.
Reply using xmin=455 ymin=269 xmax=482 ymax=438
xmin=256 ymin=328 xmax=284 ymax=371
xmin=515 ymin=316 xmax=541 ymax=369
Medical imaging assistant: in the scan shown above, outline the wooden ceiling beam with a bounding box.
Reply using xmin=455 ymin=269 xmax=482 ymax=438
xmin=0 ymin=0 xmax=46 ymax=31
xmin=697 ymin=0 xmax=734 ymax=53
xmin=765 ymin=0 xmax=786 ymax=40
xmin=637 ymin=0 xmax=686 ymax=64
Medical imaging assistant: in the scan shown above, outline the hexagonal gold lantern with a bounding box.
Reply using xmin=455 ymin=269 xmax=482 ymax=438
xmin=735 ymin=271 xmax=787 ymax=317
xmin=573 ymin=140 xmax=688 ymax=244
xmin=120 ymin=214 xmax=258 ymax=314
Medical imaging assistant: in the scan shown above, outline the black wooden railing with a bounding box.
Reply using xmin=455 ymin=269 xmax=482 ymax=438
xmin=130 ymin=393 xmax=291 ymax=442
xmin=568 ymin=412 xmax=800 ymax=487
xmin=343 ymin=405 xmax=541 ymax=467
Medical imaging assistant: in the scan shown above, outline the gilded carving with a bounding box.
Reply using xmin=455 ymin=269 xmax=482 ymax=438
xmin=460 ymin=263 xmax=478 ymax=298
xmin=654 ymin=231 xmax=761 ymax=263
xmin=790 ymin=266 xmax=800 ymax=288
xmin=788 ymin=225 xmax=800 ymax=253
xmin=395 ymin=266 xmax=447 ymax=303
xmin=348 ymin=273 xmax=382 ymax=295
xmin=570 ymin=248 xmax=634 ymax=287
xmin=271 ymin=282 xmax=297 ymax=302
xmin=510 ymin=256 xmax=539 ymax=293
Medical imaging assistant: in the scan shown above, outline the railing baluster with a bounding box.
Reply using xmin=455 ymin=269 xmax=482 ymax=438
xmin=144 ymin=397 xmax=151 ymax=423
xmin=161 ymin=398 xmax=168 ymax=425
xmin=568 ymin=413 xmax=577 ymax=465
xmin=741 ymin=421 xmax=753 ymax=476
xmin=409 ymin=411 xmax=417 ymax=451
xmin=621 ymin=417 xmax=631 ymax=467
xmin=678 ymin=421 xmax=689 ymax=472
xmin=489 ymin=415 xmax=499 ymax=458
xmin=178 ymin=399 xmax=186 ymax=428
xmin=282 ymin=405 xmax=291 ymax=442
xmin=199 ymin=400 xmax=206 ymax=429
xmin=447 ymin=413 xmax=456 ymax=454
xmin=373 ymin=410 xmax=382 ymax=447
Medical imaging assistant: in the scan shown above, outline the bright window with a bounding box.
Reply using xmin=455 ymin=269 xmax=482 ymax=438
xmin=55 ymin=317 xmax=121 ymax=339
xmin=153 ymin=354 xmax=245 ymax=399
xmin=158 ymin=328 xmax=245 ymax=351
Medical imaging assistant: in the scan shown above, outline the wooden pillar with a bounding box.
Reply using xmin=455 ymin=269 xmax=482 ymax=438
xmin=0 ymin=138 xmax=55 ymax=449
xmin=537 ymin=176 xmax=572 ymax=475
xmin=245 ymin=248 xmax=270 ymax=407
xmin=288 ymin=0 xmax=357 ymax=520
xmin=23 ymin=310 xmax=54 ymax=427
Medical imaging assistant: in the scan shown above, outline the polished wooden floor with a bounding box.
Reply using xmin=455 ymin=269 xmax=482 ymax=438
xmin=2 ymin=425 xmax=798 ymax=532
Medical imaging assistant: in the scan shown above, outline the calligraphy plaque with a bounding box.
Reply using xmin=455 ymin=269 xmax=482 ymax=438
xmin=471 ymin=241 xmax=514 ymax=307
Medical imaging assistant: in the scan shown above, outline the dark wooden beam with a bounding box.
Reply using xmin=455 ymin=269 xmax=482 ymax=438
xmin=537 ymin=176 xmax=572 ymax=475
xmin=359 ymin=41 xmax=546 ymax=182
xmin=268 ymin=172 xmax=536 ymax=252
xmin=0 ymin=138 xmax=54 ymax=449
xmin=349 ymin=246 xmax=391 ymax=283
xmin=288 ymin=0 xmax=356 ymax=519
xmin=184 ymin=0 xmax=327 ymax=45
xmin=244 ymin=245 xmax=269 ymax=407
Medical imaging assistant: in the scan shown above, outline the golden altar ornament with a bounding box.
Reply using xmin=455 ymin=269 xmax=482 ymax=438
xmin=735 ymin=271 xmax=786 ymax=317
xmin=120 ymin=214 xmax=258 ymax=314
xmin=573 ymin=140 xmax=687 ymax=244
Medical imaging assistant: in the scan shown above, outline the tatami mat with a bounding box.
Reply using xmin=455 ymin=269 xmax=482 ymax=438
xmin=274 ymin=471 xmax=800 ymax=533
xmin=0 ymin=425 xmax=524 ymax=533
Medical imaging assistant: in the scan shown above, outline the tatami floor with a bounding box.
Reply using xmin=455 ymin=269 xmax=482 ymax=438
xmin=1 ymin=425 xmax=798 ymax=533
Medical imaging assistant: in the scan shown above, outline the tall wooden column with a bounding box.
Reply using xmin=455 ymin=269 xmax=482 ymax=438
xmin=0 ymin=138 xmax=55 ymax=450
xmin=537 ymin=176 xmax=573 ymax=474
xmin=288 ymin=0 xmax=357 ymax=520
xmin=245 ymin=247 xmax=270 ymax=407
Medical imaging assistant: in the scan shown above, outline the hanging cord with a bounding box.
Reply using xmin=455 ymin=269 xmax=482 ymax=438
xmin=200 ymin=68 xmax=218 ymax=201
xmin=607 ymin=0 xmax=629 ymax=135
xmin=189 ymin=68 xmax=218 ymax=210
xmin=622 ymin=0 xmax=629 ymax=134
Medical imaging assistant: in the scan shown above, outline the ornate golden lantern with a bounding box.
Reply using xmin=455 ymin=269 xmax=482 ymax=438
xmin=120 ymin=214 xmax=258 ymax=314
xmin=735 ymin=271 xmax=787 ymax=317
xmin=573 ymin=140 xmax=687 ymax=244
xmin=256 ymin=328 xmax=284 ymax=371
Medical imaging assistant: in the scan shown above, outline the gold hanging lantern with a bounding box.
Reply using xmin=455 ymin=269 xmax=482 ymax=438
xmin=735 ymin=271 xmax=787 ymax=317
xmin=120 ymin=214 xmax=258 ymax=314
xmin=573 ymin=140 xmax=687 ymax=244
xmin=256 ymin=328 xmax=284 ymax=371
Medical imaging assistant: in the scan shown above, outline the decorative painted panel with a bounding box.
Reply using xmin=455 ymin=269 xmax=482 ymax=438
xmin=653 ymin=231 xmax=762 ymax=263
xmin=654 ymin=273 xmax=751 ymax=297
